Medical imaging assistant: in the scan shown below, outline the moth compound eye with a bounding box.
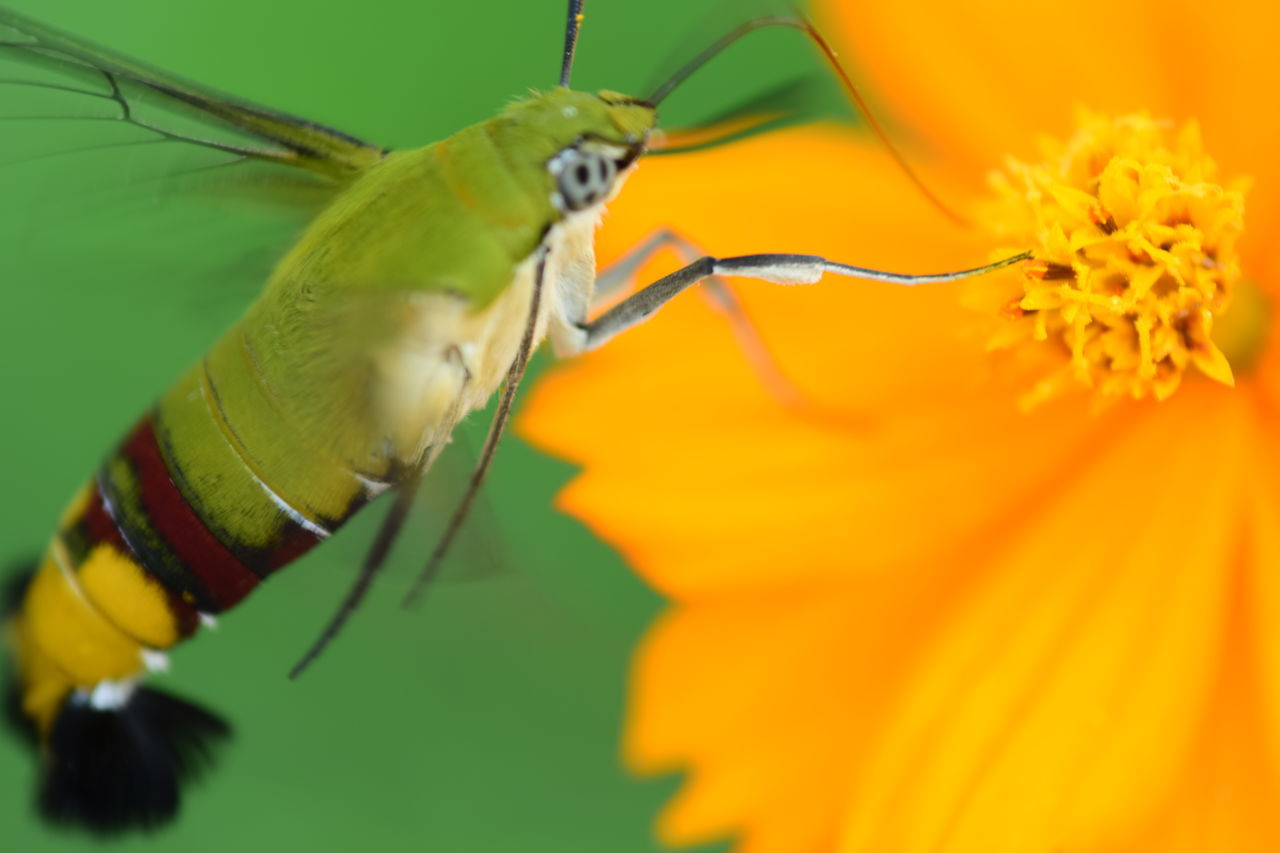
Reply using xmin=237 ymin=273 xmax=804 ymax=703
xmin=548 ymin=147 xmax=617 ymax=212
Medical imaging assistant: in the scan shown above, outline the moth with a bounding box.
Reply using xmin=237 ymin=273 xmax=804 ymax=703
xmin=0 ymin=0 xmax=1025 ymax=833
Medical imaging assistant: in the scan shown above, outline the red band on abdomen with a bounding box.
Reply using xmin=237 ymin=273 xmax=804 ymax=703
xmin=121 ymin=418 xmax=261 ymax=611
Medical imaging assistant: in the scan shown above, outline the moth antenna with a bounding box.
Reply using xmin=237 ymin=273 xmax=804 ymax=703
xmin=648 ymin=16 xmax=796 ymax=106
xmin=646 ymin=12 xmax=967 ymax=226
xmin=402 ymin=255 xmax=548 ymax=609
xmin=794 ymin=14 xmax=968 ymax=227
xmin=559 ymin=0 xmax=586 ymax=87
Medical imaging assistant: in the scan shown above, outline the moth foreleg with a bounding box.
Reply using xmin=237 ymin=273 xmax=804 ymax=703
xmin=572 ymin=252 xmax=834 ymax=353
xmin=572 ymin=250 xmax=1032 ymax=353
xmin=594 ymin=229 xmax=746 ymax=318
xmin=591 ymin=229 xmax=684 ymax=302
xmin=592 ymin=230 xmax=802 ymax=402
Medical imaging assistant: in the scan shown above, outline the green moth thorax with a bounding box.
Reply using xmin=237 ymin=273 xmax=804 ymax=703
xmin=233 ymin=86 xmax=655 ymax=478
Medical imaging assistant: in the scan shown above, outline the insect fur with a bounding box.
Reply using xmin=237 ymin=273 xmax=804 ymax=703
xmin=0 ymin=0 xmax=1028 ymax=835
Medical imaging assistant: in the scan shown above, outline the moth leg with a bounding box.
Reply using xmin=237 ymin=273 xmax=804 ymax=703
xmin=592 ymin=229 xmax=682 ymax=301
xmin=594 ymin=229 xmax=748 ymax=327
xmin=571 ymin=250 xmax=1031 ymax=354
xmin=594 ymin=229 xmax=803 ymax=403
xmin=288 ymin=346 xmax=473 ymax=679
xmin=401 ymin=252 xmax=549 ymax=608
xmin=575 ymin=253 xmax=843 ymax=353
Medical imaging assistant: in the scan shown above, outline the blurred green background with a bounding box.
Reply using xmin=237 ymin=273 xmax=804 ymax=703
xmin=0 ymin=0 xmax=831 ymax=849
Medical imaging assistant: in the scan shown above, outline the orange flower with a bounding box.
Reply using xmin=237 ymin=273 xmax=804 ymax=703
xmin=520 ymin=1 xmax=1280 ymax=850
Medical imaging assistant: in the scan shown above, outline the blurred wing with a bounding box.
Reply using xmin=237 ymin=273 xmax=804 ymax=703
xmin=0 ymin=7 xmax=510 ymax=582
xmin=0 ymin=6 xmax=386 ymax=181
xmin=412 ymin=418 xmax=512 ymax=584
xmin=650 ymin=75 xmax=830 ymax=156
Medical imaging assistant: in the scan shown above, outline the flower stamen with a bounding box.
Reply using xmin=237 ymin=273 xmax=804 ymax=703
xmin=1091 ymin=205 xmax=1120 ymax=235
xmin=1025 ymin=261 xmax=1076 ymax=281
xmin=977 ymin=111 xmax=1248 ymax=406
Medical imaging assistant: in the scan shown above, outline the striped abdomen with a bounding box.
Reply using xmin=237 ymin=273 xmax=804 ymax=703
xmin=10 ymin=316 xmax=385 ymax=736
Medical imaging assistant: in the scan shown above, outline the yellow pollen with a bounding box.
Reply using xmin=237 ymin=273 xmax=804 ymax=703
xmin=978 ymin=111 xmax=1247 ymax=406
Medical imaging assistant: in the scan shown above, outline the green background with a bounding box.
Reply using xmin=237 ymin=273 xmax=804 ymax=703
xmin=0 ymin=1 xmax=829 ymax=849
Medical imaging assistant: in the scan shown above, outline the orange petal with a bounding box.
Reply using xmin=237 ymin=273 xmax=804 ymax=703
xmin=601 ymin=124 xmax=979 ymax=266
xmin=1247 ymin=390 xmax=1280 ymax=776
xmin=838 ymin=386 xmax=1246 ymax=852
xmin=628 ymin=576 xmax=949 ymax=852
xmin=1182 ymin=2 xmax=1280 ymax=256
xmin=817 ymin=0 xmax=1280 ymax=208
xmin=1254 ymin=317 xmax=1280 ymax=411
xmin=534 ymin=363 xmax=1134 ymax=601
xmin=1096 ymin=578 xmax=1280 ymax=852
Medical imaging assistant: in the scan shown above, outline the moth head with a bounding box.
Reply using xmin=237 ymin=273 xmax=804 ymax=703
xmin=500 ymin=88 xmax=652 ymax=216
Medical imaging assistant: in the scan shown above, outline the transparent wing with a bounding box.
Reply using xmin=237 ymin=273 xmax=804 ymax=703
xmin=411 ymin=418 xmax=512 ymax=585
xmin=650 ymin=75 xmax=830 ymax=156
xmin=0 ymin=6 xmax=386 ymax=181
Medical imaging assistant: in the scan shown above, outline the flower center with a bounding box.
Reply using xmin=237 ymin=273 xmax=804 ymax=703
xmin=978 ymin=111 xmax=1248 ymax=406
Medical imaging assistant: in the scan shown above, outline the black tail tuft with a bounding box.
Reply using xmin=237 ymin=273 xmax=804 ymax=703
xmin=38 ymin=687 xmax=231 ymax=834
